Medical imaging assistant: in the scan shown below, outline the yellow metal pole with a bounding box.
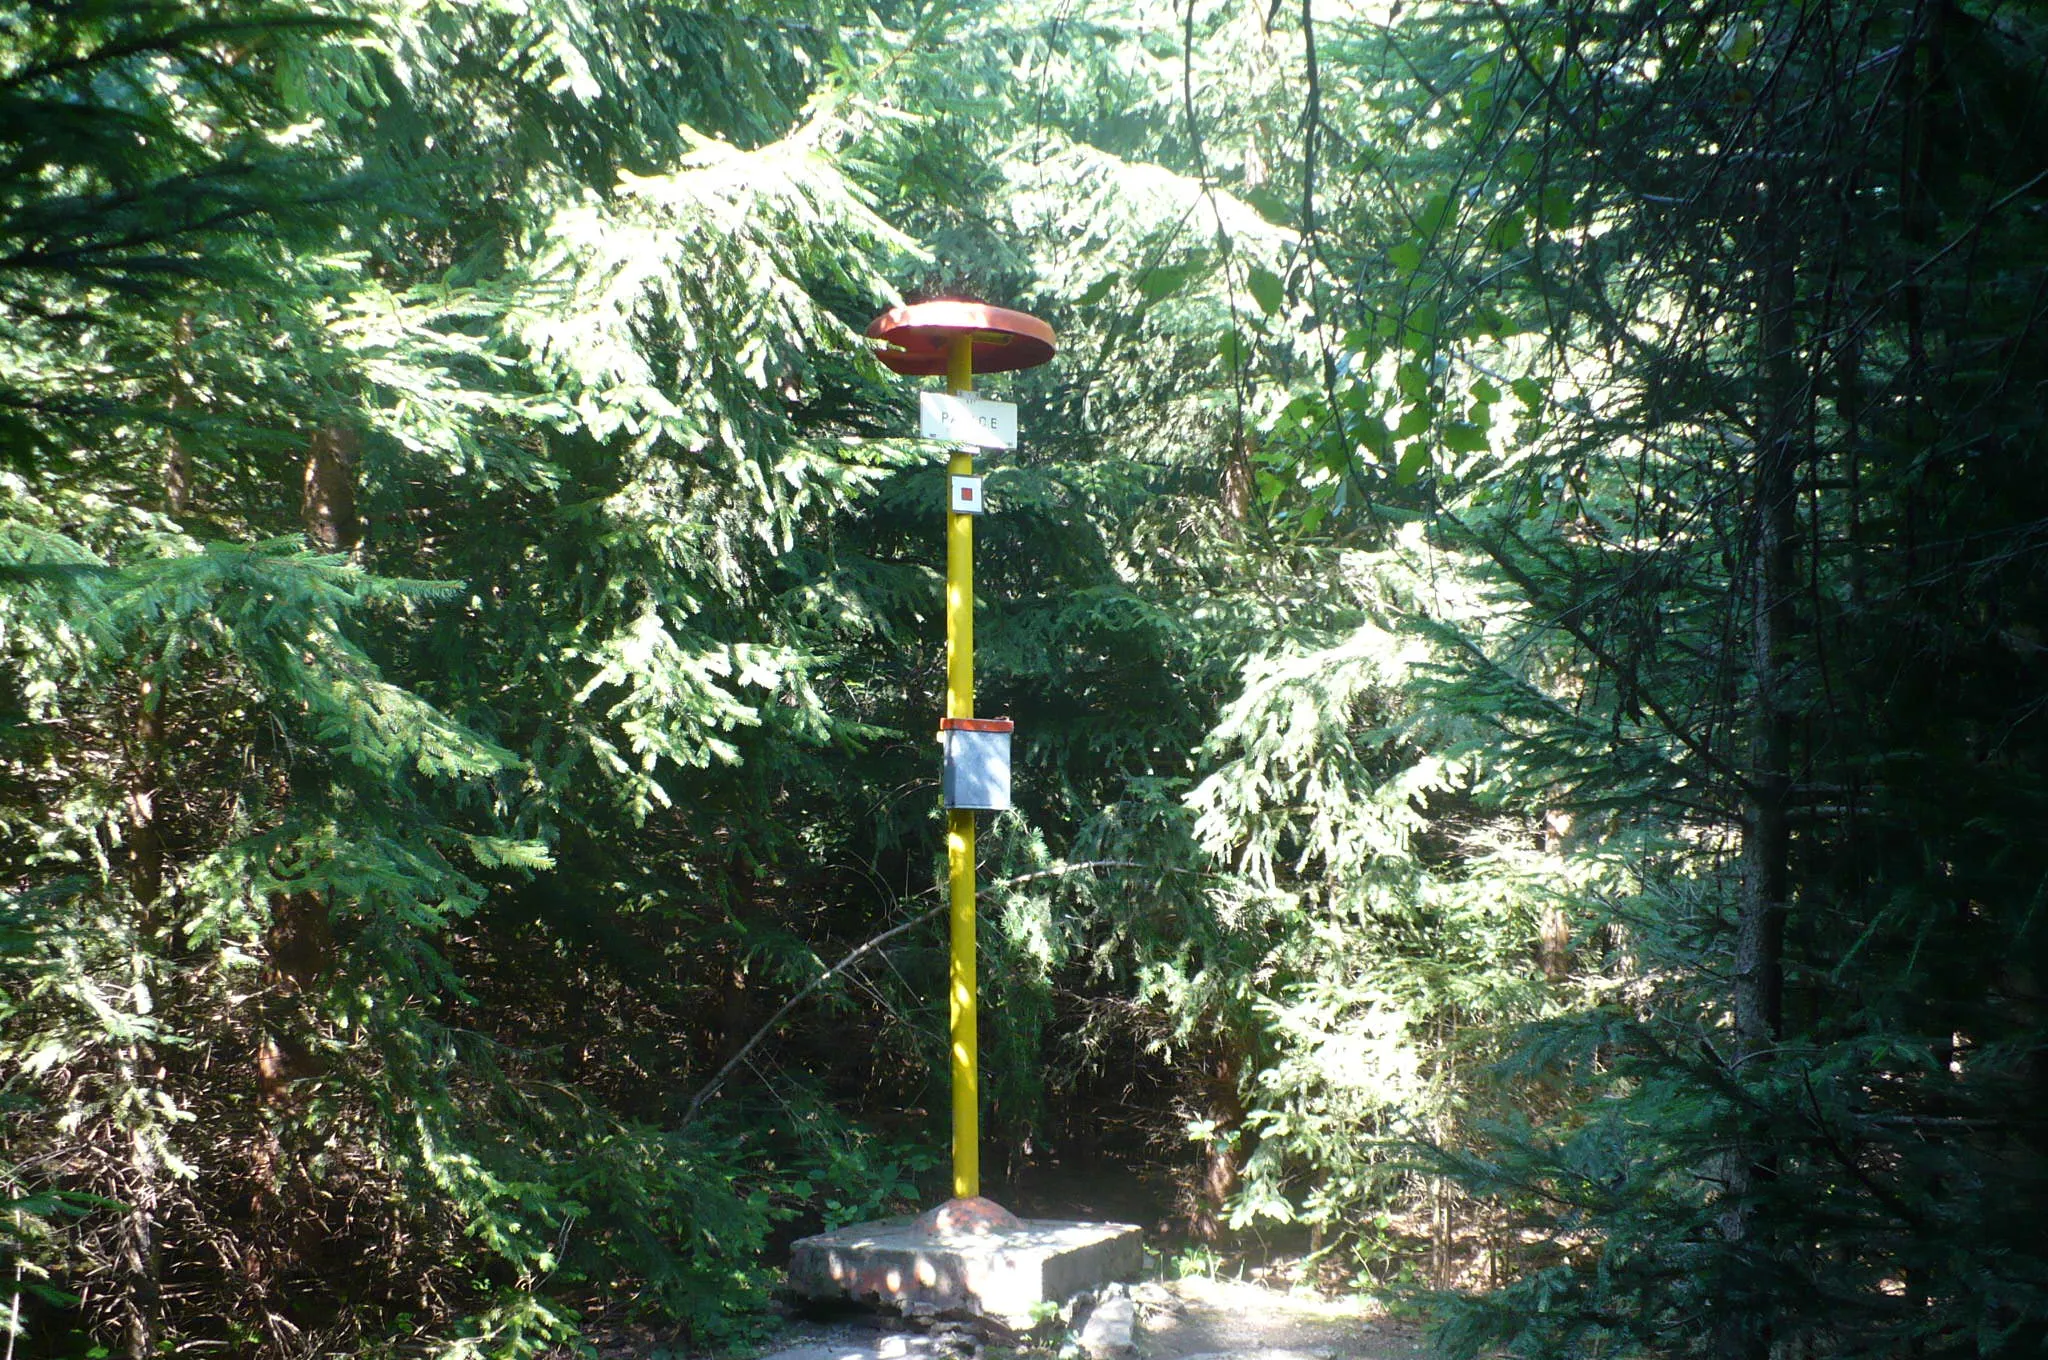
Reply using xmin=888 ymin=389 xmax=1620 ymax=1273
xmin=944 ymin=334 xmax=978 ymax=1201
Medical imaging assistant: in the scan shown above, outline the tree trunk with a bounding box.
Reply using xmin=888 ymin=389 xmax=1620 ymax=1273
xmin=248 ymin=888 xmax=332 ymax=1298
xmin=118 ymin=687 xmax=165 ymax=1360
xmin=256 ymin=891 xmax=332 ymax=1106
xmin=1220 ymin=432 xmax=1254 ymax=526
xmin=111 ymin=311 xmax=203 ymax=1359
xmin=1736 ymin=241 xmax=1797 ymax=1060
xmin=1188 ymin=1036 xmax=1248 ymax=1242
xmin=115 ymin=1042 xmax=161 ymax=1360
xmin=1538 ymin=810 xmax=1574 ymax=982
xmin=165 ymin=313 xmax=193 ymax=516
xmin=126 ymin=680 xmax=165 ymax=915
xmin=1718 ymin=182 xmax=1802 ymax=1360
xmin=302 ymin=425 xmax=360 ymax=552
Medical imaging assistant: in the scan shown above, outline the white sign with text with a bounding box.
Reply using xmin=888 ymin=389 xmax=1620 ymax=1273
xmin=920 ymin=392 xmax=1017 ymax=450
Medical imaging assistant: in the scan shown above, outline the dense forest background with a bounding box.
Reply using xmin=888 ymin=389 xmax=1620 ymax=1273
xmin=3 ymin=0 xmax=2045 ymax=1356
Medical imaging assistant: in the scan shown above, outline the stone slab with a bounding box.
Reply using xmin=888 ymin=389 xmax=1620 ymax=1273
xmin=787 ymin=1214 xmax=1143 ymax=1325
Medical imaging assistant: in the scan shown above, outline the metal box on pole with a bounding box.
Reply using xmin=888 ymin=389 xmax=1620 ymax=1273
xmin=941 ymin=717 xmax=1013 ymax=811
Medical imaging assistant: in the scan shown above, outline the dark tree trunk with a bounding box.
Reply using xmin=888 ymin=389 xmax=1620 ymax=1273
xmin=302 ymin=425 xmax=360 ymax=552
xmin=165 ymin=313 xmax=193 ymax=516
xmin=119 ymin=680 xmax=166 ymax=1360
xmin=1220 ymin=432 xmax=1254 ymax=526
xmin=1188 ymin=1036 xmax=1248 ymax=1242
xmin=1718 ymin=177 xmax=1803 ymax=1360
xmin=1537 ymin=810 xmax=1574 ymax=982
xmin=256 ymin=892 xmax=333 ymax=1106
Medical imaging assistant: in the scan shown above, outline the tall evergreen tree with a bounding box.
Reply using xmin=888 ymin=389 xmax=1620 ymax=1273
xmin=1248 ymin=0 xmax=2048 ymax=1350
xmin=1 ymin=0 xmax=942 ymax=1352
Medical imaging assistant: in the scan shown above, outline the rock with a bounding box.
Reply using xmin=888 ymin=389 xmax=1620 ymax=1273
xmin=1076 ymin=1294 xmax=1135 ymax=1358
xmin=1129 ymin=1279 xmax=1181 ymax=1325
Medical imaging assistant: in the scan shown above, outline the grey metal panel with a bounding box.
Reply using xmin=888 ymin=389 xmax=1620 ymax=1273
xmin=943 ymin=728 xmax=1012 ymax=811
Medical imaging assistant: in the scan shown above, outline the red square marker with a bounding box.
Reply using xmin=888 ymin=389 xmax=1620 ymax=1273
xmin=949 ymin=474 xmax=986 ymax=514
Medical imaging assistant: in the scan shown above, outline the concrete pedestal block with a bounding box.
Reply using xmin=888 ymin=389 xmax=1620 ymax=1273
xmin=787 ymin=1200 xmax=1143 ymax=1325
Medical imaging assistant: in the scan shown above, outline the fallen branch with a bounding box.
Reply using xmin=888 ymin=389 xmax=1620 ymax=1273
xmin=678 ymin=859 xmax=1185 ymax=1125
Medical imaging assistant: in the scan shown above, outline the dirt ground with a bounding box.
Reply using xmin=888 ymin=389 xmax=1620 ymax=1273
xmin=1130 ymin=1277 xmax=1426 ymax=1360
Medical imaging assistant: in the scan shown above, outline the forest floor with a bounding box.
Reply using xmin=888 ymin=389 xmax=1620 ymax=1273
xmin=1123 ymin=1276 xmax=1425 ymax=1359
xmin=748 ymin=1275 xmax=1428 ymax=1360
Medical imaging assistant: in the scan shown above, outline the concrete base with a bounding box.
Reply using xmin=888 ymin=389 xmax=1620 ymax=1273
xmin=787 ymin=1199 xmax=1143 ymax=1325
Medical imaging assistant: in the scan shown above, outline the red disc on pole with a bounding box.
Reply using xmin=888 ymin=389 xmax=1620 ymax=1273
xmin=867 ymin=299 xmax=1056 ymax=376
